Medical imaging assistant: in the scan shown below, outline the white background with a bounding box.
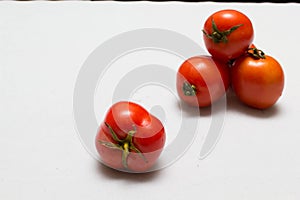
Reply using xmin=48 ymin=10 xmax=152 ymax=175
xmin=1 ymin=2 xmax=300 ymax=200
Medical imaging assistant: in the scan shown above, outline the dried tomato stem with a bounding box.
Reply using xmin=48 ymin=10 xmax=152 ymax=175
xmin=203 ymin=19 xmax=243 ymax=43
xmin=99 ymin=123 xmax=147 ymax=169
xmin=183 ymin=81 xmax=197 ymax=96
xmin=247 ymin=47 xmax=266 ymax=59
xmin=122 ymin=143 xmax=130 ymax=168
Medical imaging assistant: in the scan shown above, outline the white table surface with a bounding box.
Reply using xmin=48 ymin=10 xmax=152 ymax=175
xmin=1 ymin=2 xmax=300 ymax=200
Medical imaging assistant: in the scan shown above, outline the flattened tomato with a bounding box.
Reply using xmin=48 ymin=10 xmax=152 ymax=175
xmin=95 ymin=101 xmax=166 ymax=172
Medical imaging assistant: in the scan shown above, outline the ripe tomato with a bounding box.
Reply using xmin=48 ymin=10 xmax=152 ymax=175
xmin=176 ymin=56 xmax=230 ymax=107
xmin=203 ymin=9 xmax=254 ymax=62
xmin=95 ymin=101 xmax=166 ymax=172
xmin=231 ymin=47 xmax=284 ymax=109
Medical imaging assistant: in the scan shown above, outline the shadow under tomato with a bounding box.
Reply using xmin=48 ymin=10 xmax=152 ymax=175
xmin=96 ymin=161 xmax=162 ymax=182
xmin=226 ymin=88 xmax=281 ymax=118
xmin=178 ymin=100 xmax=213 ymax=117
xmin=178 ymin=96 xmax=227 ymax=118
xmin=178 ymin=88 xmax=280 ymax=119
xmin=178 ymin=101 xmax=201 ymax=117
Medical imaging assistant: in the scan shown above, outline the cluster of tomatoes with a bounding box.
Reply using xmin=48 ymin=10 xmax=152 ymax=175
xmin=95 ymin=9 xmax=285 ymax=173
xmin=177 ymin=9 xmax=284 ymax=109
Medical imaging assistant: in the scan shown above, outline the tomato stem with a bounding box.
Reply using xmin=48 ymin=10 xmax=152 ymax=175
xmin=98 ymin=140 xmax=121 ymax=150
xmin=104 ymin=122 xmax=122 ymax=143
xmin=203 ymin=19 xmax=243 ymax=43
xmin=99 ymin=123 xmax=148 ymax=170
xmin=247 ymin=47 xmax=266 ymax=59
xmin=122 ymin=143 xmax=130 ymax=169
xmin=183 ymin=81 xmax=197 ymax=96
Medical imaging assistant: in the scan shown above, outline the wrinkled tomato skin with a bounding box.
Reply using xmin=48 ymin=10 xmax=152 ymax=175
xmin=231 ymin=55 xmax=284 ymax=109
xmin=203 ymin=9 xmax=254 ymax=62
xmin=176 ymin=56 xmax=230 ymax=107
xmin=95 ymin=101 xmax=166 ymax=172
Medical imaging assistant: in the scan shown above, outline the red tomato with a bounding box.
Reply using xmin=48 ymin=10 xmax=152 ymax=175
xmin=95 ymin=101 xmax=166 ymax=172
xmin=203 ymin=9 xmax=254 ymax=62
xmin=176 ymin=56 xmax=230 ymax=107
xmin=231 ymin=47 xmax=284 ymax=109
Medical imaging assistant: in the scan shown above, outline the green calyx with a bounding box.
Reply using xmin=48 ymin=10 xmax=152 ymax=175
xmin=247 ymin=47 xmax=266 ymax=59
xmin=183 ymin=81 xmax=197 ymax=96
xmin=203 ymin=19 xmax=243 ymax=43
xmin=98 ymin=122 xmax=147 ymax=169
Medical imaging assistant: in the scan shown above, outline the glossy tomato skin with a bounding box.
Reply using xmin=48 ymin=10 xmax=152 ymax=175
xmin=203 ymin=9 xmax=254 ymax=62
xmin=231 ymin=54 xmax=284 ymax=109
xmin=95 ymin=101 xmax=166 ymax=172
xmin=176 ymin=56 xmax=230 ymax=107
